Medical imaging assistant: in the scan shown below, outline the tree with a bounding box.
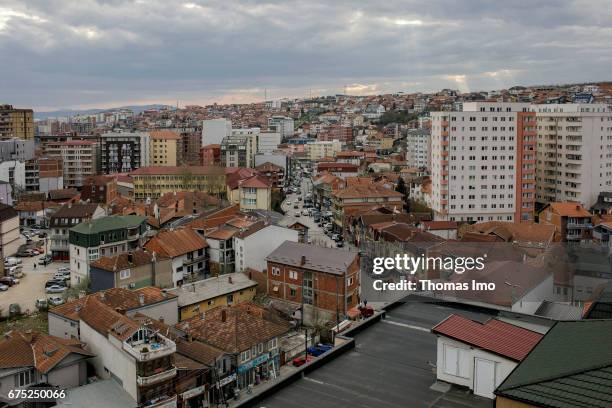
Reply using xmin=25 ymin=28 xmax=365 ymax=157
xmin=395 ymin=177 xmax=410 ymax=212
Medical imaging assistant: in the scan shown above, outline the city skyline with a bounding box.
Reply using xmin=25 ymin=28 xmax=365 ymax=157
xmin=2 ymin=0 xmax=612 ymax=110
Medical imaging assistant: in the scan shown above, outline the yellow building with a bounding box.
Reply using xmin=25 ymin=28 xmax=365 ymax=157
xmin=0 ymin=104 xmax=34 ymax=140
xmin=130 ymin=165 xmax=226 ymax=200
xmin=149 ymin=130 xmax=181 ymax=166
xmin=168 ymin=272 xmax=257 ymax=321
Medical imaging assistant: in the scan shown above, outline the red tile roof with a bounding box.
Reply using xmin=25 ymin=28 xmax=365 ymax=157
xmin=239 ymin=175 xmax=271 ymax=189
xmin=149 ymin=130 xmax=180 ymax=140
xmin=432 ymin=314 xmax=543 ymax=361
xmin=144 ymin=228 xmax=208 ymax=258
xmin=130 ymin=166 xmax=225 ymax=176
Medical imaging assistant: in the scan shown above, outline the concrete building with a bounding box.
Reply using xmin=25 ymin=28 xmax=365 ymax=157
xmin=0 ymin=138 xmax=35 ymax=161
xmin=28 ymin=157 xmax=64 ymax=193
xmin=406 ymin=129 xmax=430 ymax=169
xmin=306 ymin=140 xmax=342 ymax=161
xmin=202 ymin=118 xmax=232 ymax=146
xmin=49 ymin=203 xmax=105 ymax=262
xmin=200 ymin=144 xmax=221 ymax=166
xmin=68 ymin=215 xmax=148 ymax=285
xmin=267 ymin=116 xmax=294 ymax=139
xmin=538 ymin=202 xmax=592 ymax=242
xmin=130 ymin=166 xmax=226 ymax=201
xmin=81 ymin=175 xmax=118 ymax=204
xmin=0 ymin=104 xmax=34 ymax=140
xmin=100 ymin=131 xmax=150 ymax=174
xmin=150 ymin=130 xmax=181 ymax=167
xmin=60 ymin=140 xmax=100 ymax=188
xmin=0 ymin=203 xmax=19 ymax=257
xmin=220 ymin=134 xmax=253 ymax=168
xmin=430 ymin=102 xmax=537 ymax=223
xmin=257 ymin=132 xmax=282 ymax=154
xmin=0 ymin=181 xmax=12 ymax=206
xmin=237 ymin=175 xmax=272 ymax=211
xmin=0 ymin=160 xmax=25 ymax=190
xmin=533 ymin=103 xmax=612 ymax=208
xmin=233 ymin=223 xmax=298 ymax=273
xmin=255 ymin=162 xmax=285 ymax=188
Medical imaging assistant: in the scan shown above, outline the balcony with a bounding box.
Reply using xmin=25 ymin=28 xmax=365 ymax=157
xmin=137 ymin=367 xmax=177 ymax=386
xmin=566 ymin=222 xmax=591 ymax=229
xmin=143 ymin=395 xmax=177 ymax=408
xmin=123 ymin=332 xmax=176 ymax=362
xmin=183 ymin=253 xmax=207 ymax=266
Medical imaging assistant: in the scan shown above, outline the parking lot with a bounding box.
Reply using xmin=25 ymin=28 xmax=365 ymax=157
xmin=257 ymin=299 xmax=495 ymax=408
xmin=1 ymin=230 xmax=64 ymax=317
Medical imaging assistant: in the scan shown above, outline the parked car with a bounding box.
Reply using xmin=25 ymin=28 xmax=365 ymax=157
xmin=45 ymin=279 xmax=67 ymax=288
xmin=38 ymin=255 xmax=53 ymax=265
xmin=336 ymin=241 xmax=344 ymax=248
xmin=38 ymin=232 xmax=47 ymax=238
xmin=0 ymin=277 xmax=19 ymax=287
xmin=9 ymin=303 xmax=21 ymax=317
xmin=48 ymin=296 xmax=65 ymax=306
xmin=292 ymin=355 xmax=314 ymax=367
xmin=286 ymin=200 xmax=291 ymax=205
xmin=57 ymin=266 xmax=70 ymax=273
xmin=4 ymin=257 xmax=22 ymax=266
xmin=301 ymin=209 xmax=309 ymax=216
xmin=294 ymin=212 xmax=301 ymax=217
xmin=293 ymin=204 xmax=299 ymax=209
xmin=35 ymin=298 xmax=48 ymax=310
xmin=307 ymin=344 xmax=333 ymax=357
xmin=46 ymin=285 xmax=67 ymax=294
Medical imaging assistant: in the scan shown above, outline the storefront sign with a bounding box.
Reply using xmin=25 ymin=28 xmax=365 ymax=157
xmin=181 ymin=385 xmax=206 ymax=399
xmin=237 ymin=353 xmax=269 ymax=373
xmin=215 ymin=373 xmax=237 ymax=388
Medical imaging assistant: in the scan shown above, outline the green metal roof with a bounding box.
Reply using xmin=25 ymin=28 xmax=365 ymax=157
xmin=496 ymin=320 xmax=612 ymax=407
xmin=69 ymin=215 xmax=146 ymax=235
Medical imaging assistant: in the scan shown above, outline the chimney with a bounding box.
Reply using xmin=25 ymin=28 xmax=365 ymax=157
xmin=138 ymin=293 xmax=145 ymax=306
xmin=221 ymin=309 xmax=227 ymax=322
xmin=576 ymin=205 xmax=580 ymax=211
xmin=127 ymin=252 xmax=134 ymax=264
xmin=300 ymin=255 xmax=306 ymax=266
xmin=99 ymin=292 xmax=105 ymax=301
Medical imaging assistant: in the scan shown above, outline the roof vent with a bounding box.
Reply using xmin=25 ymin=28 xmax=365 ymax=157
xmin=300 ymin=255 xmax=306 ymax=266
xmin=138 ymin=293 xmax=145 ymax=306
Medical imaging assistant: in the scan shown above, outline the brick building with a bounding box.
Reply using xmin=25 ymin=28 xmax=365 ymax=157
xmin=81 ymin=175 xmax=118 ymax=204
xmin=265 ymin=241 xmax=359 ymax=324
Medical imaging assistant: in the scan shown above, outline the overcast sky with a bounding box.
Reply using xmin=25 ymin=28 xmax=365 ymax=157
xmin=1 ymin=0 xmax=611 ymax=111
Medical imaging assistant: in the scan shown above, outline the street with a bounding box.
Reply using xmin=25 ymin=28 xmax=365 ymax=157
xmin=0 ymin=233 xmax=59 ymax=317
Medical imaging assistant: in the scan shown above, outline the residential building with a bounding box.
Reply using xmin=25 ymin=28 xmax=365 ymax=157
xmin=77 ymin=297 xmax=178 ymax=407
xmin=255 ymin=162 xmax=285 ymax=188
xmin=150 ymin=130 xmax=181 ymax=166
xmin=60 ymin=140 xmax=100 ymax=188
xmin=130 ymin=166 xmax=226 ymax=200
xmin=0 ymin=104 xmax=34 ymax=140
xmin=100 ymin=131 xmax=150 ymax=174
xmin=220 ymin=134 xmax=253 ymax=168
xmin=144 ymin=228 xmax=209 ymax=286
xmin=0 ymin=181 xmax=12 ymax=206
xmin=267 ymin=116 xmax=294 ymax=138
xmin=430 ymin=102 xmax=537 ymax=222
xmin=331 ymin=184 xmax=403 ymax=233
xmin=89 ymin=250 xmax=174 ymax=292
xmin=533 ymin=103 xmax=612 ymax=208
xmin=49 ymin=203 xmax=106 ymax=261
xmin=238 ymin=175 xmax=272 ymax=211
xmin=306 ymin=140 xmax=342 ymax=161
xmin=496 ymin=320 xmax=612 ymax=408
xmin=149 ymin=191 xmax=220 ymax=228
xmin=316 ymin=162 xmax=359 ymax=178
xmin=257 ymin=132 xmax=281 ymax=154
xmin=431 ymin=314 xmax=542 ymax=399
xmin=168 ymin=272 xmax=257 ymax=321
xmin=25 ymin=157 xmax=64 ymax=193
xmin=0 ymin=330 xmax=93 ymax=404
xmin=13 ymin=200 xmax=47 ymax=226
xmin=81 ymin=175 xmax=118 ymax=204
xmin=538 ymin=202 xmax=592 ymax=242
xmin=202 ymin=118 xmax=232 ymax=146
xmin=254 ymin=152 xmax=290 ymax=179
xmin=69 ymin=215 xmax=148 ymax=285
xmin=233 ymin=222 xmax=299 ymax=273
xmin=0 ymin=203 xmax=19 ymax=257
xmin=176 ymin=302 xmax=290 ymax=389
xmin=265 ymin=241 xmax=360 ymax=324
xmin=318 ymin=125 xmax=353 ymax=143
xmin=199 ymin=144 xmax=221 ymax=166
xmin=48 ymin=287 xmax=179 ymax=339
xmin=0 ymin=138 xmax=34 ymax=161
xmin=406 ymin=128 xmax=430 ymax=169
xmin=176 ymin=128 xmax=202 ymax=166
xmin=0 ymin=160 xmax=25 ymax=190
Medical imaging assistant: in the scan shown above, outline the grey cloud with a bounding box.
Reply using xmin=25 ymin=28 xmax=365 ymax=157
xmin=0 ymin=0 xmax=611 ymax=109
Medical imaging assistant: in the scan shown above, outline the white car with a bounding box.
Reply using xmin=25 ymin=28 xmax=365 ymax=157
xmin=46 ymin=285 xmax=67 ymax=294
xmin=48 ymin=296 xmax=65 ymax=306
xmin=57 ymin=267 xmax=70 ymax=273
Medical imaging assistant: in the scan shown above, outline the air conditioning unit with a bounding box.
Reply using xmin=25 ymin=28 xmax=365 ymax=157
xmin=128 ymin=283 xmax=136 ymax=289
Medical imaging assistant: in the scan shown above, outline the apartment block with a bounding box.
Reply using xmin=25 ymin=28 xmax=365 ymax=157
xmin=406 ymin=129 xmax=430 ymax=169
xmin=534 ymin=103 xmax=612 ymax=208
xmin=0 ymin=104 xmax=34 ymax=140
xmin=306 ymin=140 xmax=342 ymax=161
xmin=150 ymin=130 xmax=181 ymax=166
xmin=49 ymin=203 xmax=105 ymax=262
xmin=0 ymin=138 xmax=35 ymax=161
xmin=430 ymin=102 xmax=536 ymax=222
xmin=257 ymin=132 xmax=281 ymax=154
xmin=220 ymin=134 xmax=253 ymax=168
xmin=202 ymin=118 xmax=231 ymax=146
xmin=60 ymin=140 xmax=100 ymax=188
xmin=130 ymin=166 xmax=226 ymax=200
xmin=267 ymin=116 xmax=294 ymax=139
xmin=100 ymin=131 xmax=150 ymax=174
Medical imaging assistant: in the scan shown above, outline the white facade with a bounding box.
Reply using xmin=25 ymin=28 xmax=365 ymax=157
xmin=435 ymin=336 xmax=516 ymax=399
xmin=430 ymin=102 xmax=532 ymax=222
xmin=0 ymin=160 xmax=26 ymax=189
xmin=406 ymin=129 xmax=430 ymax=169
xmin=233 ymin=225 xmax=299 ymax=273
xmin=202 ymin=118 xmax=232 ymax=146
xmin=257 ymin=132 xmax=282 ymax=154
xmin=306 ymin=140 xmax=342 ymax=161
xmin=268 ymin=116 xmax=294 ymax=139
xmin=533 ymin=103 xmax=612 ymax=207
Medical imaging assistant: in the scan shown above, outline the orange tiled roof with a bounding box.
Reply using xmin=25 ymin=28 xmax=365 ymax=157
xmin=144 ymin=228 xmax=208 ymax=258
xmin=549 ymin=202 xmax=592 ymax=217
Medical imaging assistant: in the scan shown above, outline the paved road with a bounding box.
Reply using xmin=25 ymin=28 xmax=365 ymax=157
xmin=0 ymin=234 xmax=61 ymax=317
xmin=256 ymin=300 xmax=494 ymax=408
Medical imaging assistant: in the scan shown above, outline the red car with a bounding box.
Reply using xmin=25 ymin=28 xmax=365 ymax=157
xmin=292 ymin=355 xmax=314 ymax=367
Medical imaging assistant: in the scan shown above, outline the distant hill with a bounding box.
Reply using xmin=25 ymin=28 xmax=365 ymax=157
xmin=34 ymin=104 xmax=173 ymax=120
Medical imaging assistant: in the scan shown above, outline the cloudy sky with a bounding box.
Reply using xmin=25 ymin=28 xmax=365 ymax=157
xmin=1 ymin=0 xmax=611 ymax=110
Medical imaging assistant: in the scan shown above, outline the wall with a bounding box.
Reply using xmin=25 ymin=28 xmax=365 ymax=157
xmin=48 ymin=313 xmax=80 ymax=339
xmin=178 ymin=286 xmax=257 ymax=321
xmin=435 ymin=336 xmax=516 ymax=396
xmin=234 ymin=227 xmax=298 ymax=273
xmin=0 ymin=215 xmax=20 ymax=256
xmin=46 ymin=355 xmax=87 ymax=389
xmin=495 ymin=396 xmax=538 ymax=408
xmin=126 ymin=298 xmax=179 ymax=326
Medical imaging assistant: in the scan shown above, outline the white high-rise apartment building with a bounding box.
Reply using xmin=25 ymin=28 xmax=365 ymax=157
xmin=533 ymin=103 xmax=612 ymax=207
xmin=202 ymin=118 xmax=232 ymax=146
xmin=268 ymin=116 xmax=294 ymax=139
xmin=406 ymin=129 xmax=430 ymax=169
xmin=430 ymin=102 xmax=536 ymax=222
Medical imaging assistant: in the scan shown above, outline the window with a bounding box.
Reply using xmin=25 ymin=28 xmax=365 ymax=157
xmin=240 ymin=350 xmax=250 ymax=363
xmin=347 ymin=277 xmax=354 ymax=286
xmin=443 ymin=344 xmax=470 ymax=378
xmin=271 ymin=267 xmax=281 ymax=276
xmin=268 ymin=338 xmax=277 ymax=350
xmin=17 ymin=369 xmax=35 ymax=387
xmin=119 ymin=269 xmax=130 ymax=279
xmin=227 ymin=294 xmax=234 ymax=305
xmin=290 ymin=288 xmax=296 ymax=296
xmin=289 ymin=270 xmax=297 ymax=280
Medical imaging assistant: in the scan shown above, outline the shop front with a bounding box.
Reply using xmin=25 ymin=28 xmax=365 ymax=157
xmin=180 ymin=384 xmax=207 ymax=408
xmin=236 ymin=351 xmax=280 ymax=389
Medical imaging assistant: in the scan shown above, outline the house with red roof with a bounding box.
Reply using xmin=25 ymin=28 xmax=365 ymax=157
xmin=431 ymin=314 xmax=543 ymax=399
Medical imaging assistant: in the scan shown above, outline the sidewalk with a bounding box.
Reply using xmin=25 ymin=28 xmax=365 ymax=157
xmin=222 ymin=365 xmax=300 ymax=408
